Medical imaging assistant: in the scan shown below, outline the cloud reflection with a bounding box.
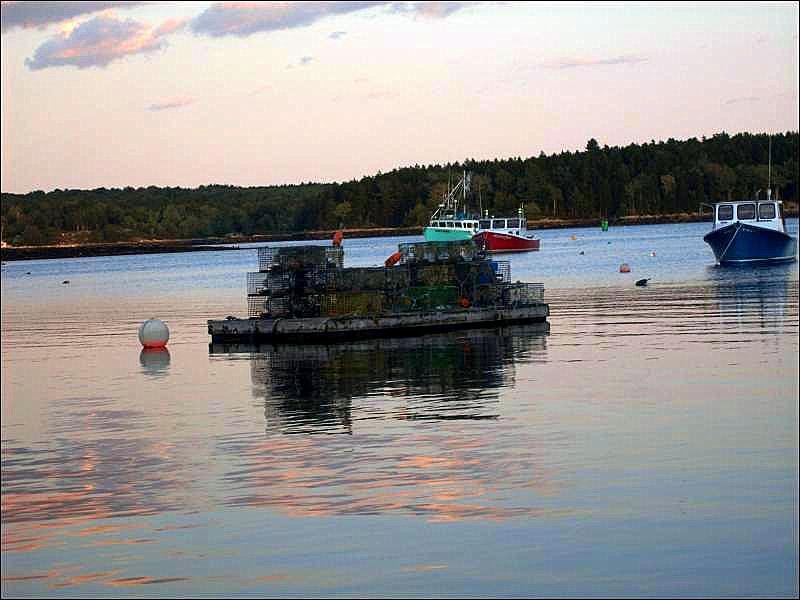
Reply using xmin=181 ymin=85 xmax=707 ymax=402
xmin=1 ymin=394 xmax=194 ymax=585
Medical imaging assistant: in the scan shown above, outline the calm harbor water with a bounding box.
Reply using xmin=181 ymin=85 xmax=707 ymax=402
xmin=2 ymin=221 xmax=798 ymax=598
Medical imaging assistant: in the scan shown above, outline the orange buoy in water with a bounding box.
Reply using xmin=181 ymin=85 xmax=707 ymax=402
xmin=332 ymin=230 xmax=343 ymax=247
xmin=458 ymin=297 xmax=471 ymax=308
xmin=619 ymin=263 xmax=631 ymax=273
xmin=385 ymin=251 xmax=402 ymax=267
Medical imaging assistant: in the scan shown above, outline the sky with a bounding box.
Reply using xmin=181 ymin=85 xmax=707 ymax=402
xmin=1 ymin=1 xmax=798 ymax=194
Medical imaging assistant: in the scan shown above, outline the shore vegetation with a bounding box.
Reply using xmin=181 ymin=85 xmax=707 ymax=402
xmin=2 ymin=131 xmax=796 ymax=247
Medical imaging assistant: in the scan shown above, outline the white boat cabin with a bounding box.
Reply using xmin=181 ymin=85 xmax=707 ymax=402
xmin=476 ymin=217 xmax=528 ymax=236
xmin=427 ymin=216 xmax=531 ymax=235
xmin=428 ymin=218 xmax=480 ymax=233
xmin=712 ymin=200 xmax=787 ymax=233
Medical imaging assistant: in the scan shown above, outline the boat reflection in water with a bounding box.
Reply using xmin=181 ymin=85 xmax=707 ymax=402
xmin=210 ymin=323 xmax=549 ymax=435
xmin=707 ymin=261 xmax=797 ymax=333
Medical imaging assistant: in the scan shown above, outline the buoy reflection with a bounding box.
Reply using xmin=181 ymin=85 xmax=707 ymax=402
xmin=139 ymin=347 xmax=170 ymax=376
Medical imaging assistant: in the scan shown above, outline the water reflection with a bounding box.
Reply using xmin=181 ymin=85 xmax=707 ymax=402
xmin=139 ymin=348 xmax=171 ymax=376
xmin=706 ymin=257 xmax=797 ymax=277
xmin=3 ymin=228 xmax=798 ymax=597
xmin=707 ymin=263 xmax=797 ymax=333
xmin=211 ymin=323 xmax=549 ymax=435
xmin=208 ymin=325 xmax=558 ymax=522
xmin=2 ymin=399 xmax=192 ymax=569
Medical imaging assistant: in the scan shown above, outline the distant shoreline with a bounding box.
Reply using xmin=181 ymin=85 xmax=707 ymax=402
xmin=2 ymin=210 xmax=796 ymax=262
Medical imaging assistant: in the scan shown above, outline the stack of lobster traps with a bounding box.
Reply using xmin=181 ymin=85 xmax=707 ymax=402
xmin=246 ymin=241 xmax=544 ymax=319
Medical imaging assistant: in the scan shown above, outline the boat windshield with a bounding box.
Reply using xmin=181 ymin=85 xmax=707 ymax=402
xmin=737 ymin=203 xmax=756 ymax=220
xmin=717 ymin=205 xmax=733 ymax=221
xmin=492 ymin=219 xmax=506 ymax=229
xmin=758 ymin=203 xmax=776 ymax=220
xmin=479 ymin=219 xmax=491 ymax=230
xmin=454 ymin=222 xmax=463 ymax=228
xmin=507 ymin=218 xmax=520 ymax=229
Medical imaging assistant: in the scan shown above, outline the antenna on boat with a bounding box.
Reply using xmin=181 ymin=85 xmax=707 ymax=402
xmin=767 ymin=136 xmax=772 ymax=201
xmin=448 ymin=169 xmax=451 ymax=197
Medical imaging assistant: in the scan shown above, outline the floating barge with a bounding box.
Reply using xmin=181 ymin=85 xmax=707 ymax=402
xmin=209 ymin=305 xmax=548 ymax=343
xmin=208 ymin=240 xmax=549 ymax=344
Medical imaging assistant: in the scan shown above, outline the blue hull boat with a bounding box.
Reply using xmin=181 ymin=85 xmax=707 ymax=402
xmin=703 ymin=198 xmax=797 ymax=265
xmin=704 ymin=222 xmax=797 ymax=264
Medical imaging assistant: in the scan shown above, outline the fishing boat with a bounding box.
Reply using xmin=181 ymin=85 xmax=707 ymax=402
xmin=423 ymin=171 xmax=540 ymax=252
xmin=703 ymin=193 xmax=797 ymax=264
xmin=423 ymin=172 xmax=478 ymax=242
xmin=473 ymin=206 xmax=540 ymax=253
xmin=703 ymin=140 xmax=797 ymax=264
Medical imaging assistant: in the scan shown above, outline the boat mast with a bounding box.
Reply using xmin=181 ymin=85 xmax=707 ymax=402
xmin=463 ymin=169 xmax=466 ymax=216
xmin=478 ymin=181 xmax=483 ymax=218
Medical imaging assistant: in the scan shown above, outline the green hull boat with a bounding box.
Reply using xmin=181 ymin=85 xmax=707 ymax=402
xmin=423 ymin=226 xmax=474 ymax=242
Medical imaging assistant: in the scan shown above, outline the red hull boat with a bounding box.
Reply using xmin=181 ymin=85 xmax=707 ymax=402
xmin=474 ymin=230 xmax=540 ymax=253
xmin=472 ymin=209 xmax=540 ymax=253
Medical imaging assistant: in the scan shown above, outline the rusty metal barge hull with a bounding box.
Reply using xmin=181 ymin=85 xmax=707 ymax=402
xmin=208 ymin=304 xmax=549 ymax=344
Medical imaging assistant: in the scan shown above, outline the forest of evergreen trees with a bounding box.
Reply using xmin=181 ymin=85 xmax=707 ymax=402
xmin=1 ymin=131 xmax=797 ymax=246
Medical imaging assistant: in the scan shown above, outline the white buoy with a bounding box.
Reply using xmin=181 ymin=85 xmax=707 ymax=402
xmin=138 ymin=318 xmax=169 ymax=348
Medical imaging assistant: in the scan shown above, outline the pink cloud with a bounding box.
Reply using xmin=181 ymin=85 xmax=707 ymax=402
xmin=153 ymin=17 xmax=189 ymax=37
xmin=544 ymin=55 xmax=649 ymax=69
xmin=25 ymin=14 xmax=184 ymax=70
xmin=1 ymin=1 xmax=143 ymax=32
xmin=249 ymin=84 xmax=272 ymax=96
xmin=190 ymin=1 xmax=474 ymax=38
xmin=398 ymin=1 xmax=475 ymax=19
xmin=191 ymin=2 xmax=387 ymax=37
xmin=147 ymin=97 xmax=195 ymax=111
xmin=724 ymin=96 xmax=760 ymax=106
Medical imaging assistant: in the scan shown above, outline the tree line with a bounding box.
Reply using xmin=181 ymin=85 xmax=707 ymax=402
xmin=2 ymin=131 xmax=797 ymax=246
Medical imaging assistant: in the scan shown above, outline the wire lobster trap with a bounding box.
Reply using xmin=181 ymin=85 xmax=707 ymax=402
xmin=492 ymin=260 xmax=511 ymax=284
xmin=470 ymin=284 xmax=500 ymax=307
xmin=320 ymin=290 xmax=386 ymax=317
xmin=390 ymin=285 xmax=461 ymax=313
xmin=247 ymin=295 xmax=291 ymax=318
xmin=448 ymin=260 xmax=509 ymax=301
xmin=411 ymin=263 xmax=458 ymax=287
xmin=398 ymin=240 xmax=478 ymax=264
xmin=384 ymin=265 xmax=412 ymax=291
xmin=318 ymin=266 xmax=391 ymax=292
xmin=498 ymin=283 xmax=545 ymax=307
xmin=452 ymin=260 xmax=508 ymax=286
xmin=247 ymin=271 xmax=293 ymax=296
xmin=257 ymin=245 xmax=344 ymax=272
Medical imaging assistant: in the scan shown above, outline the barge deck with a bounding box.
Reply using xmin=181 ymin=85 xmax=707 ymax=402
xmin=208 ymin=304 xmax=549 ymax=344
